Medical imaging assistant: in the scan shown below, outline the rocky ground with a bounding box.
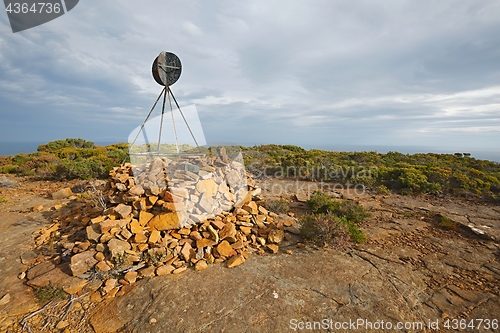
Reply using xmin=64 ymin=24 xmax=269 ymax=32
xmin=0 ymin=175 xmax=499 ymax=332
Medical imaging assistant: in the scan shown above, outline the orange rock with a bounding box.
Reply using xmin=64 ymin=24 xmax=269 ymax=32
xmin=134 ymin=232 xmax=148 ymax=243
xmin=227 ymin=254 xmax=245 ymax=268
xmin=149 ymin=212 xmax=181 ymax=231
xmin=196 ymin=238 xmax=217 ymax=248
xmin=195 ymin=260 xmax=209 ymax=271
xmin=156 ymin=265 xmax=175 ymax=276
xmin=130 ymin=220 xmax=142 ymax=234
xmin=139 ymin=211 xmax=154 ymax=226
xmin=148 ymin=230 xmax=161 ymax=244
xmin=267 ymin=244 xmax=279 ymax=254
xmin=217 ymin=240 xmax=237 ymax=257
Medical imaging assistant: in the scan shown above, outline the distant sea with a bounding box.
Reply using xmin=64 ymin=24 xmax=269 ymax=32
xmin=0 ymin=141 xmax=499 ymax=163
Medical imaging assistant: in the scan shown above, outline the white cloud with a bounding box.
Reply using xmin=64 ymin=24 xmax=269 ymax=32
xmin=0 ymin=0 xmax=499 ymax=153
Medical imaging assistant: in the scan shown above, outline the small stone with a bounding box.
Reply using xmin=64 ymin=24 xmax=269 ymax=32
xmin=103 ymin=279 xmax=118 ymax=294
xmin=286 ymin=249 xmax=293 ymax=255
xmin=107 ymin=239 xmax=131 ymax=258
xmin=217 ymin=240 xmax=237 ymax=257
xmin=121 ymin=228 xmax=132 ymax=240
xmin=130 ymin=220 xmax=142 ymax=234
xmin=149 ymin=318 xmax=157 ymax=324
xmin=0 ymin=293 xmax=11 ymax=306
xmin=134 ymin=232 xmax=148 ymax=243
xmin=94 ymin=252 xmax=106 ymax=261
xmin=267 ymin=229 xmax=285 ymax=244
xmin=267 ymin=244 xmax=279 ymax=254
xmin=284 ymin=220 xmax=294 ymax=227
xmin=70 ymin=250 xmax=98 ymax=276
xmin=227 ymin=254 xmax=245 ymax=268
xmin=190 ymin=231 xmax=203 ymax=240
xmin=242 ymin=201 xmax=258 ymax=215
xmin=86 ymin=225 xmax=101 ymax=242
xmin=219 ymin=223 xmax=237 ymax=240
xmin=172 ymin=266 xmax=187 ymax=274
xmin=91 ymin=216 xmax=106 ymax=223
xmin=210 ymin=219 xmax=226 ymax=230
xmin=258 ymin=206 xmax=268 ymax=215
xmin=149 ymin=212 xmax=181 ymax=231
xmin=113 ymin=204 xmax=132 ymax=219
xmin=195 ymin=260 xmax=208 ymax=271
xmin=105 ymin=287 xmax=120 ymax=298
xmin=52 ymin=188 xmax=73 ymax=200
xmin=239 ymin=226 xmax=252 ymax=235
xmin=90 ymin=292 xmax=102 ymax=303
xmin=149 ymin=230 xmax=161 ymax=244
xmin=96 ymin=261 xmax=111 ymax=272
xmin=33 ymin=204 xmax=44 ymax=212
xmin=256 ymin=237 xmax=266 ymax=246
xmin=99 ymin=220 xmax=123 ymax=233
xmin=181 ymin=242 xmax=193 ymax=262
xmin=56 ymin=320 xmax=69 ymax=330
xmin=129 ymin=184 xmax=145 ymax=196
xmin=139 ymin=266 xmax=156 ymax=278
xmin=139 ymin=211 xmax=154 ymax=226
xmin=124 ymin=271 xmax=138 ymax=284
xmin=178 ymin=228 xmax=191 ymax=235
xmin=20 ymin=250 xmax=39 ymax=265
xmin=156 ymin=265 xmax=175 ymax=276
xmin=208 ymin=225 xmax=219 ymax=243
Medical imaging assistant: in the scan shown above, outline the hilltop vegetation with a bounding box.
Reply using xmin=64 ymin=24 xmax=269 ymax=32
xmin=243 ymin=144 xmax=500 ymax=201
xmin=1 ymin=140 xmax=499 ymax=201
xmin=0 ymin=138 xmax=129 ymax=179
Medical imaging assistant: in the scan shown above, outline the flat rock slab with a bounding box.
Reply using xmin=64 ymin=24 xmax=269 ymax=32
xmin=90 ymin=246 xmax=498 ymax=333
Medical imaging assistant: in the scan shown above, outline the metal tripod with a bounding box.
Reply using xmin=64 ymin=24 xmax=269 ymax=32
xmin=129 ymin=86 xmax=200 ymax=155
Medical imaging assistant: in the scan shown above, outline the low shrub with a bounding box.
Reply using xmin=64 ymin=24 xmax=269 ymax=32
xmin=375 ymin=185 xmax=390 ymax=195
xmin=437 ymin=214 xmax=457 ymax=230
xmin=34 ymin=285 xmax=67 ymax=303
xmin=0 ymin=164 xmax=17 ymax=174
xmin=299 ymin=213 xmax=350 ymax=246
xmin=301 ymin=191 xmax=369 ymax=245
xmin=263 ymin=199 xmax=290 ymax=214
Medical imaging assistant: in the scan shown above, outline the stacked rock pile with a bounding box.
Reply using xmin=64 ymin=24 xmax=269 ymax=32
xmin=25 ymin=158 xmax=299 ymax=300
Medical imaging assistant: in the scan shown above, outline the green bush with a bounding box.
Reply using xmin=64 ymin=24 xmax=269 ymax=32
xmin=307 ymin=191 xmax=370 ymax=223
xmin=301 ymin=191 xmax=368 ymax=245
xmin=299 ymin=213 xmax=349 ymax=245
xmin=438 ymin=214 xmax=457 ymax=231
xmin=34 ymin=284 xmax=67 ymax=303
xmin=375 ymin=185 xmax=390 ymax=195
xmin=37 ymin=138 xmax=95 ymax=152
xmin=0 ymin=165 xmax=17 ymax=174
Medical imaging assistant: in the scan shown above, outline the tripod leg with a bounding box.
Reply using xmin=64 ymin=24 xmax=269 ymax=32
xmin=127 ymin=87 xmax=165 ymax=162
xmin=167 ymin=88 xmax=180 ymax=153
xmin=169 ymin=87 xmax=201 ymax=150
xmin=157 ymin=87 xmax=167 ymax=154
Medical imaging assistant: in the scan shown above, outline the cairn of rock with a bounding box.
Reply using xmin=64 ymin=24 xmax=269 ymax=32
xmin=26 ymin=155 xmax=298 ymax=300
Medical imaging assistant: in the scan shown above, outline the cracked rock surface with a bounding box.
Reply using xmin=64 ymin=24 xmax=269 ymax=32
xmin=89 ymin=186 xmax=499 ymax=333
xmin=1 ymin=175 xmax=499 ymax=332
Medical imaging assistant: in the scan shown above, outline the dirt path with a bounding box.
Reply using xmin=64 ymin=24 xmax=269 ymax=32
xmin=1 ymin=176 xmax=499 ymax=332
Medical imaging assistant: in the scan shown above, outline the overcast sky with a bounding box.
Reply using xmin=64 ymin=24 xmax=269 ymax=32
xmin=1 ymin=0 xmax=499 ymax=154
